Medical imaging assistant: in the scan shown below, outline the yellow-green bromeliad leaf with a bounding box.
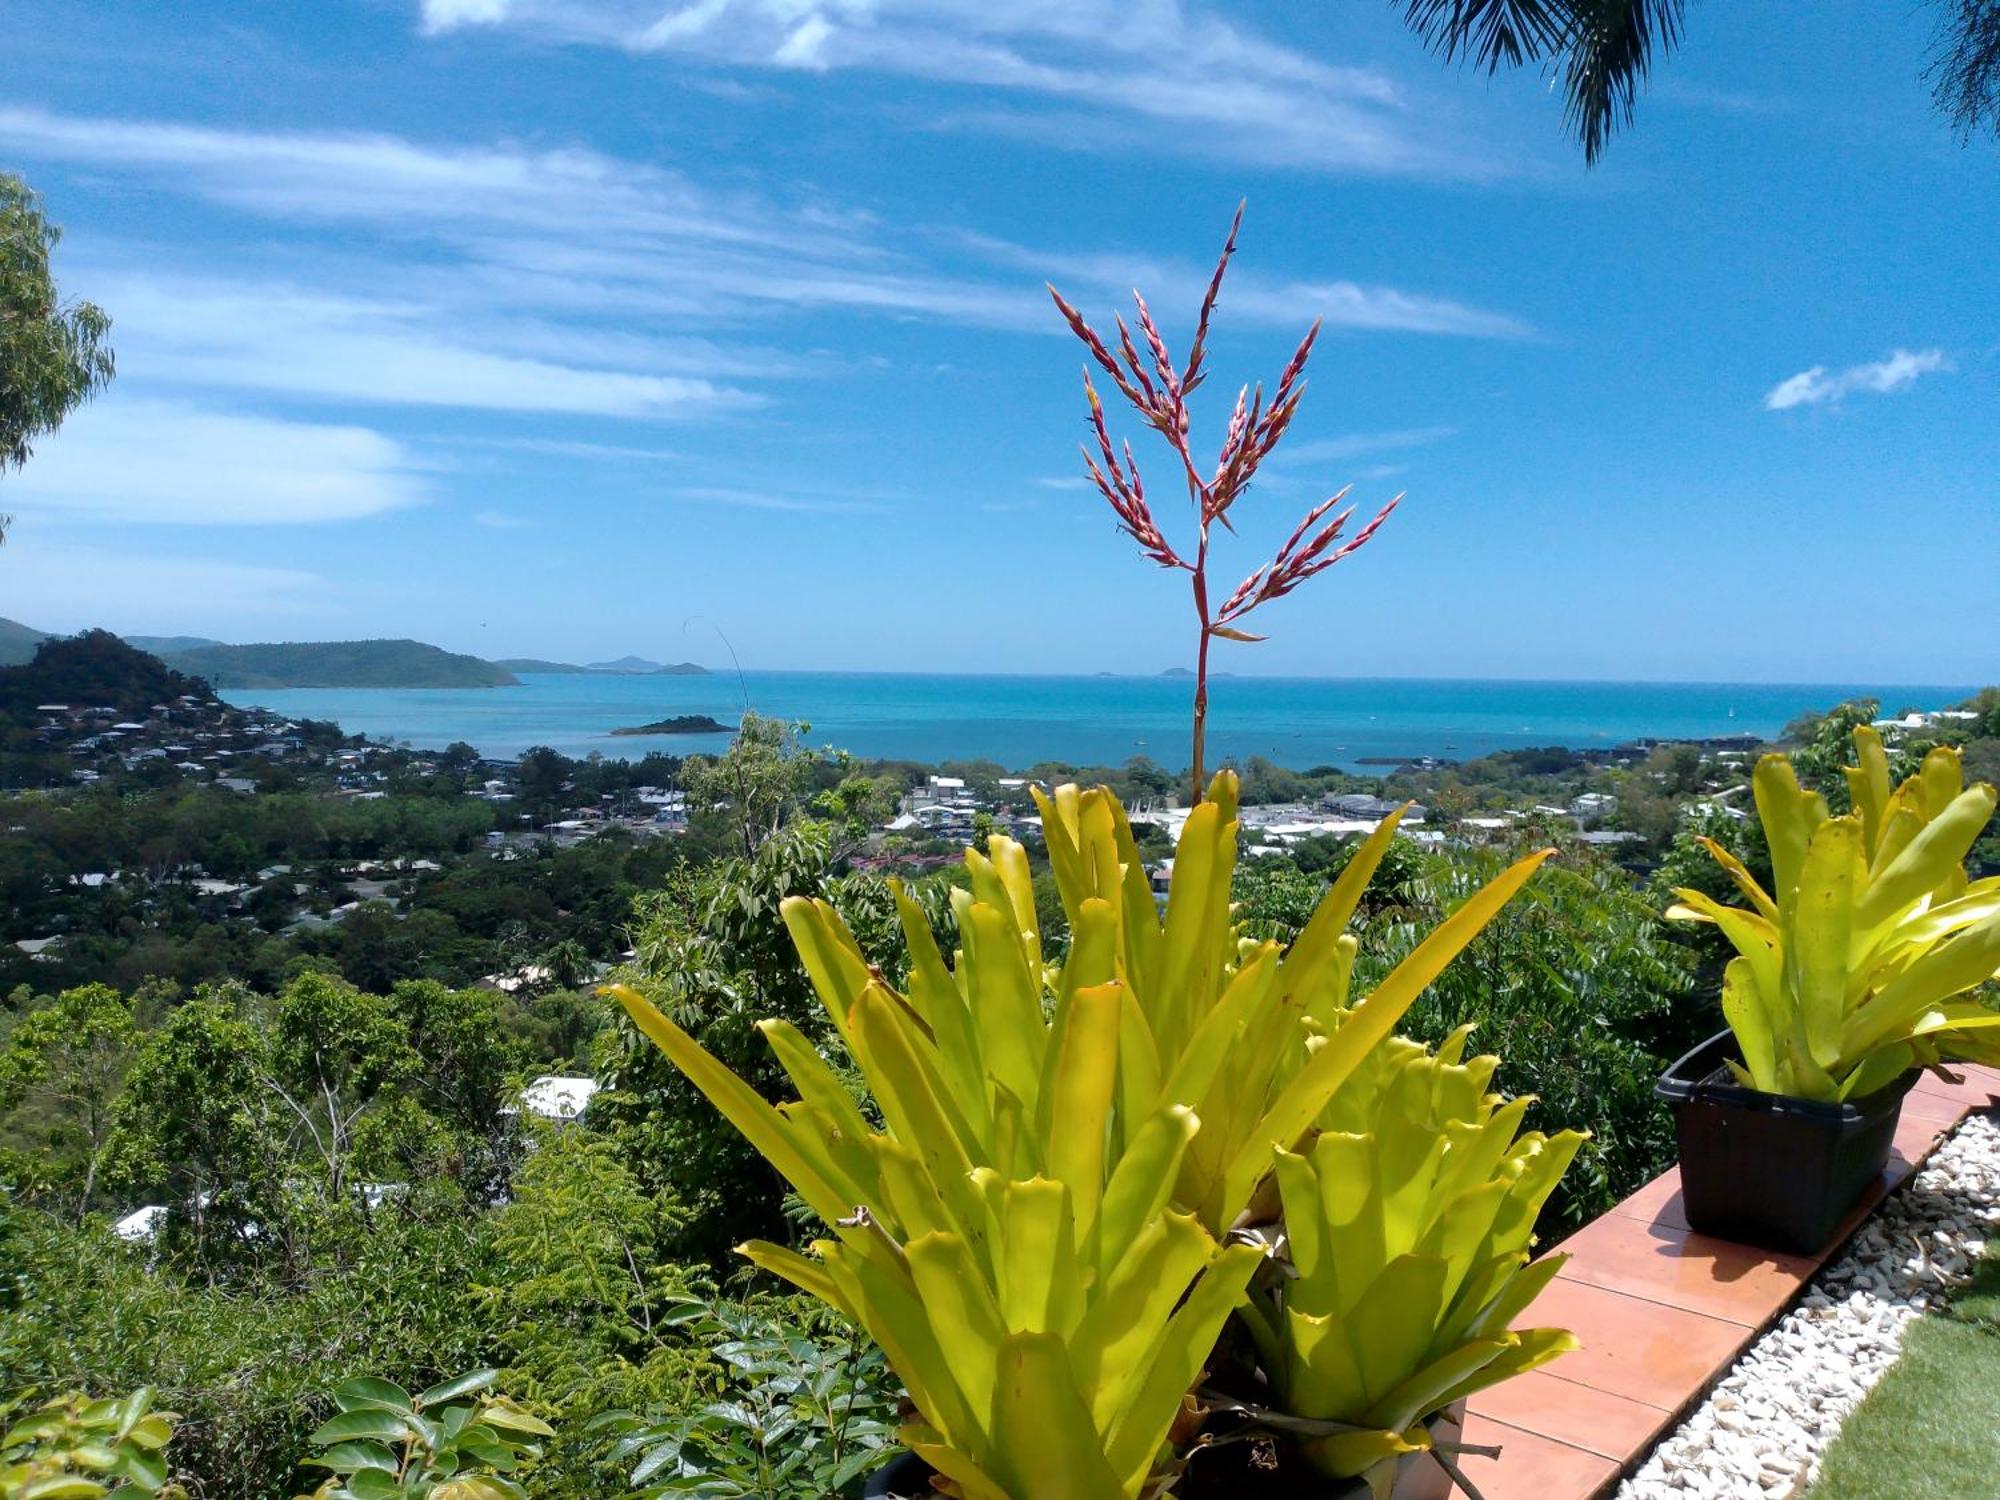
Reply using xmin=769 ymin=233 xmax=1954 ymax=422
xmin=1671 ymin=727 xmax=2000 ymax=1102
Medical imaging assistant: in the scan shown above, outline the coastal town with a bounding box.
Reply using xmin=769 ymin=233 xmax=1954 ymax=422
xmin=8 ymin=629 xmax=1992 ymax=999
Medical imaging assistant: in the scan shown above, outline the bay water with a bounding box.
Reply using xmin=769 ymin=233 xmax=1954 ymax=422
xmin=217 ymin=672 xmax=1977 ymax=772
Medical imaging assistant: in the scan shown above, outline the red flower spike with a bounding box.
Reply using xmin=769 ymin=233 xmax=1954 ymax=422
xmin=1048 ymin=206 xmax=1397 ymax=802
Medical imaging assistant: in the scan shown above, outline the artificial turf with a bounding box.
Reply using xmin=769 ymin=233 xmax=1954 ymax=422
xmin=1809 ymin=1243 xmax=2000 ymax=1499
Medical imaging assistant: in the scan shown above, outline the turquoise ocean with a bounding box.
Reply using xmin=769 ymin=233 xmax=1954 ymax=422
xmin=217 ymin=673 xmax=1979 ymax=773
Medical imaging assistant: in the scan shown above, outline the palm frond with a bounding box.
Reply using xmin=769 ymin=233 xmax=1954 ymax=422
xmin=1560 ymin=0 xmax=1688 ymax=164
xmin=1399 ymin=0 xmax=1572 ymax=72
xmin=1928 ymin=0 xmax=2000 ymax=141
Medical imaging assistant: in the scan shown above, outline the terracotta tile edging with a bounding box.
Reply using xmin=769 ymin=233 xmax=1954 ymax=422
xmin=1455 ymin=1094 xmax=1997 ymax=1500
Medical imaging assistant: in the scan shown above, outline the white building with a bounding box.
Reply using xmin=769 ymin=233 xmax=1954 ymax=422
xmin=518 ymin=1075 xmax=600 ymax=1123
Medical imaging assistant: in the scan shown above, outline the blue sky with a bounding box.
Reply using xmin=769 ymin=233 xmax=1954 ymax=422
xmin=1 ymin=0 xmax=1994 ymax=682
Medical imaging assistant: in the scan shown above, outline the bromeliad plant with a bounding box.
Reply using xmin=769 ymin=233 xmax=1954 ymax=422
xmin=1238 ymin=1029 xmax=1584 ymax=1491
xmin=608 ymin=771 xmax=1560 ymax=1499
xmin=1049 ymin=208 xmax=1399 ymax=803
xmin=294 ymin=1371 xmax=555 ymax=1500
xmin=1667 ymin=726 xmax=2000 ymax=1103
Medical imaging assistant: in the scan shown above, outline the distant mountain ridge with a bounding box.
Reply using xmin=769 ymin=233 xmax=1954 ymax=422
xmin=493 ymin=656 xmax=709 ymax=676
xmin=162 ymin=640 xmax=518 ymax=690
xmin=0 ymin=617 xmax=48 ymax=667
xmin=3 ymin=621 xmax=707 ymax=685
xmin=125 ymin=634 xmax=227 ymax=655
xmin=587 ymin=655 xmax=708 ymax=675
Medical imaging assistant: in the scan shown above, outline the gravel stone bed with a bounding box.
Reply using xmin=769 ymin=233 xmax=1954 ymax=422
xmin=1616 ymin=1110 xmax=2000 ymax=1500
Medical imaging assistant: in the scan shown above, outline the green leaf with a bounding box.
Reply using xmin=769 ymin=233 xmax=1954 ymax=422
xmin=471 ymin=1402 xmax=556 ymax=1439
xmin=308 ymin=1410 xmax=414 ymax=1446
xmin=344 ymin=1467 xmax=400 ymax=1500
xmin=311 ymin=1441 xmax=400 ymax=1474
xmin=113 ymin=1444 xmax=169 ymax=1493
xmin=415 ymin=1370 xmax=498 ymax=1408
xmin=333 ymin=1377 xmax=414 ymax=1415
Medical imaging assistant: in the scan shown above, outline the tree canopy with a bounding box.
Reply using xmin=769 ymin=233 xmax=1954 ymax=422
xmin=0 ymin=173 xmax=115 ymax=544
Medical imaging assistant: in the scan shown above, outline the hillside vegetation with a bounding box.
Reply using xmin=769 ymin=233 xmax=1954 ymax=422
xmin=164 ymin=639 xmax=519 ymax=689
xmin=0 ymin=629 xmax=214 ymax=721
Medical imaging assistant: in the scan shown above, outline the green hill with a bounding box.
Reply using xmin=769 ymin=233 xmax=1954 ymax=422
xmin=124 ymin=634 xmax=227 ymax=655
xmin=0 ymin=617 xmax=49 ymax=667
xmin=0 ymin=630 xmax=215 ymax=721
xmin=164 ymin=640 xmax=519 ymax=690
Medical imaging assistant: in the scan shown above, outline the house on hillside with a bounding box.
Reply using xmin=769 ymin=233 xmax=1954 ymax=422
xmin=516 ymin=1075 xmax=599 ymax=1125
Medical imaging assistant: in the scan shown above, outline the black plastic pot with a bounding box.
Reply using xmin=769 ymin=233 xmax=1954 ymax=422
xmin=862 ymin=1452 xmax=929 ymax=1499
xmin=1657 ymin=1028 xmax=1918 ymax=1255
xmin=866 ymin=1404 xmax=1464 ymax=1499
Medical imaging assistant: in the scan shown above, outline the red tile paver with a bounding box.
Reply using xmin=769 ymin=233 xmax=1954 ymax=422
xmin=1468 ymin=1369 xmax=1672 ymax=1461
xmin=1548 ymin=1217 xmax=1818 ymax=1327
xmin=1901 ymin=1088 xmax=1973 ymax=1129
xmin=1453 ymin=1413 xmax=1622 ymax=1500
xmin=1604 ymin=1167 xmax=1691 ymax=1233
xmin=1501 ymin=1277 xmax=1752 ymax=1409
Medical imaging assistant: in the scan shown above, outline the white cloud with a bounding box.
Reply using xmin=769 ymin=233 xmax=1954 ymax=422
xmin=421 ymin=0 xmax=1502 ymax=177
xmin=91 ymin=273 xmax=756 ymax=419
xmin=422 ymin=0 xmax=515 ymax=32
xmin=1764 ymin=349 xmax=1952 ymax=411
xmin=473 ymin=509 xmax=530 ymax=527
xmin=1 ymin=398 xmax=428 ymax=524
xmin=0 ymin=537 xmax=333 ymax=634
xmin=1269 ymin=427 xmax=1459 ymax=465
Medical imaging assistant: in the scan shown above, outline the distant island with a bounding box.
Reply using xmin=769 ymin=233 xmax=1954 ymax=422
xmin=492 ymin=656 xmax=710 ymax=677
xmin=161 ymin=640 xmax=518 ymax=690
xmin=609 ymin=713 xmax=733 ymax=736
xmin=1160 ymin=667 xmax=1236 ymax=679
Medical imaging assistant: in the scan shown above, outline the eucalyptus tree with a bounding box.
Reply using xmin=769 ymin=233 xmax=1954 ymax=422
xmin=1 ymin=173 xmax=116 ymax=545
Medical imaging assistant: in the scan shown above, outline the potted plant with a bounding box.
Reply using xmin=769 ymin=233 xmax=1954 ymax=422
xmin=1659 ymin=726 xmax=2000 ymax=1252
xmin=607 ymin=772 xmax=1569 ymax=1498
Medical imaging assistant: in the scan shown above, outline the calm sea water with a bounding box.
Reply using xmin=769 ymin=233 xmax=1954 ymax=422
xmin=216 ymin=673 xmax=1977 ymax=773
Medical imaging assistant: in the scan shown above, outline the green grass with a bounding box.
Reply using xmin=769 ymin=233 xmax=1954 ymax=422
xmin=1810 ymin=1243 xmax=2000 ymax=1499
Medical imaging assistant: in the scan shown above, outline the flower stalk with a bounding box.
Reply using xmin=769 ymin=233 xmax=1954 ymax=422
xmin=1050 ymin=204 xmax=1399 ymax=803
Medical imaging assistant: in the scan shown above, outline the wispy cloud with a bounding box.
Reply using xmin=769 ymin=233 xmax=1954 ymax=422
xmin=473 ymin=509 xmax=531 ymax=528
xmin=3 ymin=398 xmax=428 ymax=524
xmin=672 ymin=484 xmax=876 ymax=512
xmin=412 ymin=1 xmax=1505 ymax=178
xmin=88 ymin=272 xmax=758 ymax=419
xmin=1269 ymin=426 xmax=1459 ymax=465
xmin=452 ymin=436 xmax=687 ymax=463
xmin=0 ymin=106 xmax=1526 ymax=363
xmin=1764 ymin=349 xmax=1952 ymax=411
xmin=970 ymin=235 xmax=1528 ymax=340
xmin=0 ymin=105 xmax=1040 ymax=347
